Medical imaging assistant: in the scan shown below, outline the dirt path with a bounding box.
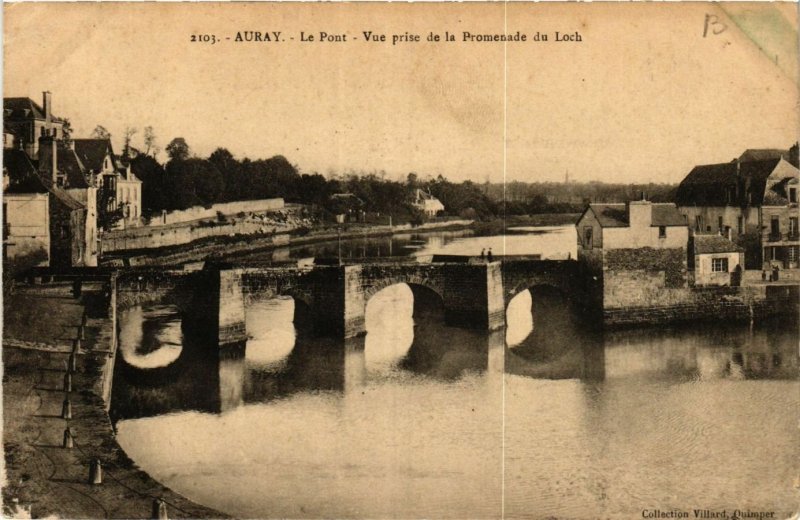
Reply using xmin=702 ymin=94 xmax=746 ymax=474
xmin=3 ymin=284 xmax=225 ymax=519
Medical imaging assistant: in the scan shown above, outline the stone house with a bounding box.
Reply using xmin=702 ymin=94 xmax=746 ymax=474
xmin=412 ymin=189 xmax=445 ymax=217
xmin=2 ymin=91 xmax=98 ymax=267
xmin=73 ymin=139 xmax=142 ymax=228
xmin=676 ymin=151 xmax=799 ymax=270
xmin=576 ymin=199 xmax=690 ymax=308
xmin=3 ymin=92 xmax=66 ymax=157
xmin=38 ymin=133 xmax=99 ymax=266
xmin=3 ymin=147 xmax=89 ymax=267
xmin=692 ymin=234 xmax=745 ymax=287
xmin=328 ymin=193 xmax=365 ymax=223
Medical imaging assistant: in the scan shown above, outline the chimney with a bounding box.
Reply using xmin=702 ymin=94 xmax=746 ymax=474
xmin=38 ymin=133 xmax=58 ymax=186
xmin=43 ymin=91 xmax=52 ymax=131
xmin=628 ymin=197 xmax=652 ymax=229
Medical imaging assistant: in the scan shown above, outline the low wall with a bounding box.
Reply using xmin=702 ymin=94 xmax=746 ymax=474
xmin=150 ymin=198 xmax=284 ymax=227
xmin=604 ymin=285 xmax=797 ymax=327
xmin=102 ymin=220 xmax=293 ymax=252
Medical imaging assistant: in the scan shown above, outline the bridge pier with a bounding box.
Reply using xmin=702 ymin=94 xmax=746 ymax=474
xmin=442 ymin=262 xmax=506 ymax=331
xmin=310 ymin=265 xmax=366 ymax=338
xmin=184 ymin=268 xmax=247 ymax=348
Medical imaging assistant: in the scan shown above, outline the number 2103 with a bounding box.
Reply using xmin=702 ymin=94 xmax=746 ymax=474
xmin=190 ymin=34 xmax=217 ymax=44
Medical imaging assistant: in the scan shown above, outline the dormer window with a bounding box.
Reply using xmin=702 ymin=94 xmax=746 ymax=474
xmin=659 ymin=226 xmax=666 ymax=239
xmin=790 ymin=187 xmax=797 ymax=204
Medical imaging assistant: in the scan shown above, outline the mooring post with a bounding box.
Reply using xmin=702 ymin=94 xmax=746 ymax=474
xmin=151 ymin=498 xmax=169 ymax=520
xmin=61 ymin=397 xmax=72 ymax=420
xmin=89 ymin=459 xmax=103 ymax=485
xmin=62 ymin=427 xmax=74 ymax=449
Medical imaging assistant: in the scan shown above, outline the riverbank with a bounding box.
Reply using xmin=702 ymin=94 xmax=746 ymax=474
xmin=102 ymin=213 xmax=579 ymax=267
xmin=471 ymin=213 xmax=580 ymax=236
xmin=2 ymin=284 xmax=225 ymax=519
xmin=103 ymin=218 xmax=476 ymax=267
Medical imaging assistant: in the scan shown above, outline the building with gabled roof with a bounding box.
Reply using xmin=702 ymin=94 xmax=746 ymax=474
xmin=412 ymin=189 xmax=445 ymax=217
xmin=3 ymin=146 xmax=93 ymax=267
xmin=738 ymin=144 xmax=798 ymax=165
xmin=576 ymin=197 xmax=691 ymax=310
xmin=676 ymin=152 xmax=799 ymax=270
xmin=576 ymin=200 xmax=688 ymax=254
xmin=3 ymin=92 xmax=66 ymax=157
xmin=691 ymin=233 xmax=745 ymax=286
xmin=2 ymin=92 xmax=98 ymax=266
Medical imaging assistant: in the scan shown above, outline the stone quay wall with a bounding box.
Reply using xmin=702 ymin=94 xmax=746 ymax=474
xmin=586 ymin=246 xmax=799 ymax=328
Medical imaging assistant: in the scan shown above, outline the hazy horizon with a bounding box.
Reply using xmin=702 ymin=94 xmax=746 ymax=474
xmin=4 ymin=2 xmax=798 ymax=184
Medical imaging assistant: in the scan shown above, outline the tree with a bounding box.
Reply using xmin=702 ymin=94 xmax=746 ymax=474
xmin=209 ymin=147 xmax=236 ymax=171
xmin=61 ymin=118 xmax=73 ymax=146
xmin=130 ymin=154 xmax=167 ymax=215
xmin=164 ymin=158 xmax=224 ymax=209
xmin=143 ymin=126 xmax=158 ymax=157
xmin=97 ymin=188 xmax=125 ymax=231
xmin=91 ymin=125 xmax=111 ymax=139
xmin=790 ymin=142 xmax=799 ymax=168
xmin=165 ymin=137 xmax=190 ymax=161
xmin=123 ymin=126 xmax=138 ymax=157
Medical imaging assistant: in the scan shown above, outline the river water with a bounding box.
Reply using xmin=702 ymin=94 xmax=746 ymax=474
xmin=112 ymin=227 xmax=800 ymax=519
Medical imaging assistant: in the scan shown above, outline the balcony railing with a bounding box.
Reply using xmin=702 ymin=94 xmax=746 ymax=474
xmin=768 ymin=231 xmax=800 ymax=242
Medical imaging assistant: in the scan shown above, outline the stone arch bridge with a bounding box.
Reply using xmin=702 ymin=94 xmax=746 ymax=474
xmin=159 ymin=259 xmax=587 ymax=347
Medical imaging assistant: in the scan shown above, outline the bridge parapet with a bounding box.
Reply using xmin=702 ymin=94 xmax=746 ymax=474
xmin=179 ymin=259 xmax=587 ymax=347
xmin=500 ymin=259 xmax=583 ymax=304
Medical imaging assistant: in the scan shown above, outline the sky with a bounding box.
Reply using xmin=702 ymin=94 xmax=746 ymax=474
xmin=4 ymin=2 xmax=798 ymax=184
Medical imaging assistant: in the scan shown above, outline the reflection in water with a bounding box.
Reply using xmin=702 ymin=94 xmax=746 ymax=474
xmin=506 ymin=290 xmax=533 ymax=347
xmin=114 ymin=272 xmax=799 ymax=519
xmin=118 ymin=306 xmax=183 ymax=369
xmin=228 ymin=225 xmax=577 ymax=264
xmin=115 ymin=287 xmax=505 ymax=518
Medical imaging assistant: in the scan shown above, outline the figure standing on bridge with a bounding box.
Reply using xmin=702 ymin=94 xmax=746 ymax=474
xmin=487 ymin=248 xmax=493 ymax=262
xmin=480 ymin=248 xmax=485 ymax=261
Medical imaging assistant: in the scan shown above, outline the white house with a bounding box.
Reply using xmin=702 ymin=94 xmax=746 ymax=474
xmin=577 ymin=199 xmax=689 ymax=266
xmin=692 ymin=234 xmax=744 ymax=286
xmin=412 ymin=189 xmax=444 ymax=217
xmin=73 ymin=139 xmax=142 ymax=228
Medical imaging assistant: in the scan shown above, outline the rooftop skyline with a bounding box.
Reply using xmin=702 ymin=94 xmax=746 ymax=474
xmin=4 ymin=2 xmax=798 ymax=184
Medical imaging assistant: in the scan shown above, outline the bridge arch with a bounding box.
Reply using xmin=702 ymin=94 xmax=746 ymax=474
xmin=362 ymin=275 xmax=444 ymax=305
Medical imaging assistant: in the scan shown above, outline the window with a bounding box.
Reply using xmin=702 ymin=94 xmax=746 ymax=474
xmin=790 ymin=217 xmax=798 ymax=237
xmin=711 ymin=257 xmax=729 ymax=272
xmin=583 ymin=226 xmax=593 ymax=249
xmin=718 ymin=216 xmax=723 ymax=231
xmin=789 ymin=246 xmax=798 ymax=263
xmin=658 ymin=226 xmax=666 ymax=238
xmin=771 ymin=216 xmax=780 ymax=236
xmin=790 ymin=187 xmax=797 ymax=203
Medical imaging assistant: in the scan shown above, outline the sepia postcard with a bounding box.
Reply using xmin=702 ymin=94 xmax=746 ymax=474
xmin=2 ymin=2 xmax=798 ymax=519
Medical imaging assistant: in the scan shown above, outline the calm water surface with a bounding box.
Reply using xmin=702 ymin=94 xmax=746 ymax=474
xmin=113 ymin=228 xmax=799 ymax=519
